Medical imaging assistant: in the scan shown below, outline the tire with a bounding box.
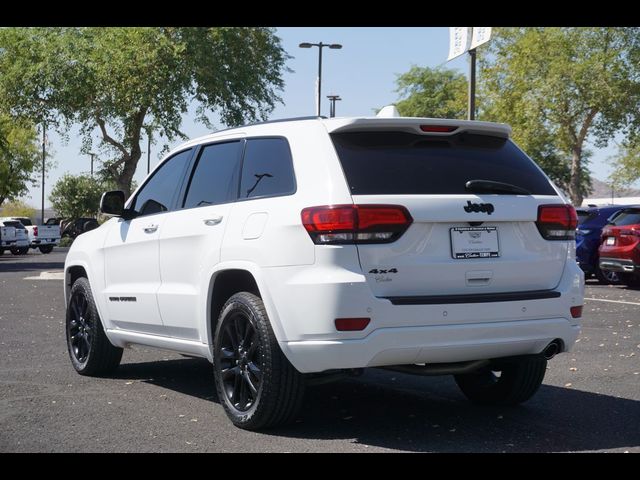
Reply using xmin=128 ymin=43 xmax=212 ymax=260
xmin=0 ymin=249 xmax=4 ymax=256
xmin=10 ymin=248 xmax=20 ymax=255
xmin=454 ymin=356 xmax=547 ymax=406
xmin=595 ymin=265 xmax=621 ymax=285
xmin=19 ymin=247 xmax=29 ymax=255
xmin=213 ymin=292 xmax=305 ymax=430
xmin=39 ymin=245 xmax=54 ymax=254
xmin=66 ymin=277 xmax=123 ymax=376
xmin=620 ymin=273 xmax=640 ymax=288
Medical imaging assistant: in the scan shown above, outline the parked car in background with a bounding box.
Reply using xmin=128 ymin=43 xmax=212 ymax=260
xmin=575 ymin=205 xmax=635 ymax=284
xmin=0 ymin=217 xmax=61 ymax=254
xmin=1 ymin=220 xmax=30 ymax=255
xmin=599 ymin=206 xmax=640 ymax=287
xmin=0 ymin=222 xmax=17 ymax=255
xmin=61 ymin=218 xmax=100 ymax=239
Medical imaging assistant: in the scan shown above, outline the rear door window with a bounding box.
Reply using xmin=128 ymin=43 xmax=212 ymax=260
xmin=183 ymin=141 xmax=242 ymax=209
xmin=331 ymin=131 xmax=556 ymax=195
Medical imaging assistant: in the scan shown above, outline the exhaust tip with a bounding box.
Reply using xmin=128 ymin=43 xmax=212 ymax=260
xmin=543 ymin=340 xmax=562 ymax=360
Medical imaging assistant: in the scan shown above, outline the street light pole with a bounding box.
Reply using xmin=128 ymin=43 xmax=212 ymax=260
xmin=299 ymin=42 xmax=342 ymax=116
xmin=89 ymin=152 xmax=95 ymax=177
xmin=327 ymin=95 xmax=342 ymax=118
xmin=147 ymin=132 xmax=151 ymax=174
xmin=41 ymin=122 xmax=46 ymax=224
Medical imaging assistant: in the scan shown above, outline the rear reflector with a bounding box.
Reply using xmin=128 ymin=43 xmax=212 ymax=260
xmin=301 ymin=205 xmax=412 ymax=245
xmin=335 ymin=318 xmax=370 ymax=331
xmin=536 ymin=204 xmax=577 ymax=240
xmin=420 ymin=125 xmax=458 ymax=133
xmin=570 ymin=306 xmax=583 ymax=318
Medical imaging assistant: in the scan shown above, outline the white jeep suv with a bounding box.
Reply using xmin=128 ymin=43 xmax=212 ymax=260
xmin=64 ymin=116 xmax=584 ymax=430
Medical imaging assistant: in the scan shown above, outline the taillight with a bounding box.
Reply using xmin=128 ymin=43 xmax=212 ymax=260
xmin=570 ymin=306 xmax=583 ymax=318
xmin=619 ymin=229 xmax=640 ymax=237
xmin=301 ymin=205 xmax=413 ymax=245
xmin=33 ymin=226 xmax=38 ymax=237
xmin=536 ymin=204 xmax=577 ymax=240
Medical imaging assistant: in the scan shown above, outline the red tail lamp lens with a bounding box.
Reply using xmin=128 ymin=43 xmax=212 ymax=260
xmin=301 ymin=205 xmax=412 ymax=245
xmin=570 ymin=306 xmax=583 ymax=318
xmin=536 ymin=204 xmax=577 ymax=240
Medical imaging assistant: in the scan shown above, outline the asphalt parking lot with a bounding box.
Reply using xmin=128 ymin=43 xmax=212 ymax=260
xmin=1 ymin=250 xmax=638 ymax=452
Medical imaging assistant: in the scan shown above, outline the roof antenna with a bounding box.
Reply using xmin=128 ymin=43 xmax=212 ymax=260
xmin=377 ymin=105 xmax=400 ymax=118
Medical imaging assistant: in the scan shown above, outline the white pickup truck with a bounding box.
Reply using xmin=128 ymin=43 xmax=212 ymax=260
xmin=1 ymin=223 xmax=17 ymax=254
xmin=0 ymin=220 xmax=30 ymax=255
xmin=0 ymin=217 xmax=60 ymax=254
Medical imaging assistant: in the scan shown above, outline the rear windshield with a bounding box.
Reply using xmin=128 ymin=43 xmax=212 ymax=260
xmin=3 ymin=221 xmax=23 ymax=228
xmin=577 ymin=211 xmax=592 ymax=225
xmin=609 ymin=209 xmax=640 ymax=226
xmin=330 ymin=131 xmax=556 ymax=195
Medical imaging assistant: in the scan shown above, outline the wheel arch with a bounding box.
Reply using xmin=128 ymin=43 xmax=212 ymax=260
xmin=204 ymin=263 xmax=285 ymax=354
xmin=64 ymin=261 xmax=105 ymax=319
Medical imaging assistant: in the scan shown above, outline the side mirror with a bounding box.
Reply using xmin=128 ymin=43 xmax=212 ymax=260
xmin=100 ymin=191 xmax=126 ymax=216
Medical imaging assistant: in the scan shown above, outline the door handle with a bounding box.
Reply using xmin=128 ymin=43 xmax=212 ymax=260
xmin=143 ymin=225 xmax=158 ymax=233
xmin=204 ymin=216 xmax=223 ymax=226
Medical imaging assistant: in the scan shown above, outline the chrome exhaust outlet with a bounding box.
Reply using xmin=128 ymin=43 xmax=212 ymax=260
xmin=543 ymin=340 xmax=561 ymax=360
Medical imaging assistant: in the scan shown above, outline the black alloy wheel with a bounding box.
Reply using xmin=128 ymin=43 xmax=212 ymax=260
xmin=218 ymin=310 xmax=263 ymax=412
xmin=213 ymin=292 xmax=304 ymax=430
xmin=68 ymin=291 xmax=93 ymax=365
xmin=65 ymin=277 xmax=123 ymax=375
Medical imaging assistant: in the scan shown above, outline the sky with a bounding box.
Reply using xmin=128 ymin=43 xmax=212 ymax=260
xmin=21 ymin=27 xmax=620 ymax=209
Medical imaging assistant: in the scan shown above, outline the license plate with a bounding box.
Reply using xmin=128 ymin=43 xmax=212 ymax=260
xmin=451 ymin=226 xmax=499 ymax=259
xmin=606 ymin=237 xmax=615 ymax=245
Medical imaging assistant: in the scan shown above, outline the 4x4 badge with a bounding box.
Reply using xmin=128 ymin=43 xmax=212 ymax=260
xmin=464 ymin=201 xmax=494 ymax=215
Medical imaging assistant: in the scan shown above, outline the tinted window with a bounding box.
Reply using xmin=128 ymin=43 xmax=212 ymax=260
xmin=15 ymin=217 xmax=32 ymax=226
xmin=576 ymin=211 xmax=591 ymax=225
xmin=239 ymin=138 xmax=295 ymax=199
xmin=132 ymin=149 xmax=192 ymax=216
xmin=183 ymin=141 xmax=242 ymax=209
xmin=331 ymin=131 xmax=556 ymax=195
xmin=610 ymin=209 xmax=640 ymax=226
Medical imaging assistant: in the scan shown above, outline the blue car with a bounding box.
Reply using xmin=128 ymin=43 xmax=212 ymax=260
xmin=576 ymin=205 xmax=635 ymax=284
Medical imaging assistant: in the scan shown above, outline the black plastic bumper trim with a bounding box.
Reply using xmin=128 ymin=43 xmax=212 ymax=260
xmin=384 ymin=290 xmax=561 ymax=305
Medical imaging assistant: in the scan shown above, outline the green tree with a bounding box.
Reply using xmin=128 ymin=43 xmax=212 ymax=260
xmin=0 ymin=114 xmax=40 ymax=206
xmin=481 ymin=27 xmax=640 ymax=205
xmin=609 ymin=140 xmax=640 ymax=187
xmin=394 ymin=66 xmax=468 ymax=119
xmin=0 ymin=199 xmax=35 ymax=218
xmin=0 ymin=27 xmax=288 ymax=197
xmin=49 ymin=174 xmax=108 ymax=219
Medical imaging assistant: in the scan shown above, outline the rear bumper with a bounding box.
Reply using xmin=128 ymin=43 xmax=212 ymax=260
xmin=283 ymin=319 xmax=580 ymax=373
xmin=266 ymin=259 xmax=584 ymax=373
xmin=30 ymin=238 xmax=59 ymax=247
xmin=599 ymin=257 xmax=640 ymax=273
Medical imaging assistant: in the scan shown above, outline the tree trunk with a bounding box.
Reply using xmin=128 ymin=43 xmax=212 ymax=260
xmin=568 ymin=147 xmax=583 ymax=207
xmin=116 ymin=149 xmax=141 ymax=199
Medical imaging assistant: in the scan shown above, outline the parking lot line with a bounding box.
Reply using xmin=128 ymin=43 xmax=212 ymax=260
xmin=584 ymin=297 xmax=640 ymax=306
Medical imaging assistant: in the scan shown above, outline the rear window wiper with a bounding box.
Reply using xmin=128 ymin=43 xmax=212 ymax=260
xmin=465 ymin=179 xmax=531 ymax=195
